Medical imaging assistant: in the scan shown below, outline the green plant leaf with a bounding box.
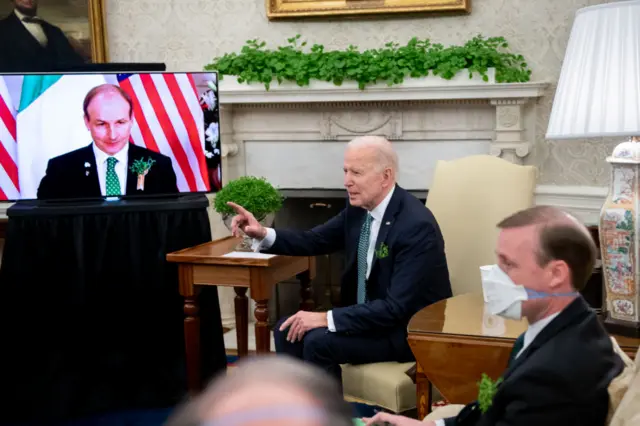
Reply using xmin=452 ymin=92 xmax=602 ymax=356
xmin=213 ymin=176 xmax=283 ymax=219
xmin=205 ymin=35 xmax=532 ymax=90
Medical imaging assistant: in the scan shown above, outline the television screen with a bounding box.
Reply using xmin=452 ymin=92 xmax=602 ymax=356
xmin=0 ymin=71 xmax=221 ymax=202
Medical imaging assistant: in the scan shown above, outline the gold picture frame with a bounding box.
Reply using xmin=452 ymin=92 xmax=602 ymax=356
xmin=266 ymin=0 xmax=471 ymax=19
xmin=0 ymin=0 xmax=109 ymax=70
xmin=89 ymin=0 xmax=109 ymax=63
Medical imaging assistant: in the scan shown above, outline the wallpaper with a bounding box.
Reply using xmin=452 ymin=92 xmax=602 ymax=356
xmin=106 ymin=0 xmax=614 ymax=186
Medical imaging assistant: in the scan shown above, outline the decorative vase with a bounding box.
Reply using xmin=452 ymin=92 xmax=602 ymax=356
xmin=222 ymin=212 xmax=275 ymax=252
xmin=599 ymin=138 xmax=640 ymax=337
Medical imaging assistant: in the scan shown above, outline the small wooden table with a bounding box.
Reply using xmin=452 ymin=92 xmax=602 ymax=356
xmin=407 ymin=293 xmax=640 ymax=420
xmin=167 ymin=236 xmax=315 ymax=392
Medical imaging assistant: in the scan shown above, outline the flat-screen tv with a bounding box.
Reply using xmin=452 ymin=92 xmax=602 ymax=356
xmin=0 ymin=71 xmax=221 ymax=202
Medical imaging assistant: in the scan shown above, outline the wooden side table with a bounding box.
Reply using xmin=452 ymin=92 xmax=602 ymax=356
xmin=167 ymin=236 xmax=316 ymax=392
xmin=407 ymin=293 xmax=640 ymax=420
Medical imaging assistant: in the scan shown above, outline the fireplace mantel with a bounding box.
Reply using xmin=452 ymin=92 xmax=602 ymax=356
xmin=218 ymin=79 xmax=549 ymax=104
xmin=218 ymin=75 xmax=550 ymax=189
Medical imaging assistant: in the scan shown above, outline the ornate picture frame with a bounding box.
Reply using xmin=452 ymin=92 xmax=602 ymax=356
xmin=266 ymin=0 xmax=471 ymax=19
xmin=0 ymin=0 xmax=109 ymax=71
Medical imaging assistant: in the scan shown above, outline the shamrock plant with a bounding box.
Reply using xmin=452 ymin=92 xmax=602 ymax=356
xmin=205 ymin=34 xmax=531 ymax=90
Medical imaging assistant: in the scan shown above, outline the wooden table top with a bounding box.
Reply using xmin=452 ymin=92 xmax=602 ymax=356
xmin=166 ymin=236 xmax=289 ymax=267
xmin=408 ymin=293 xmax=640 ymax=350
xmin=408 ymin=293 xmax=528 ymax=341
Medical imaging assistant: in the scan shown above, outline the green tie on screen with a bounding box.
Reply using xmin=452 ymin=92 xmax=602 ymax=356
xmin=105 ymin=157 xmax=121 ymax=196
xmin=357 ymin=213 xmax=372 ymax=304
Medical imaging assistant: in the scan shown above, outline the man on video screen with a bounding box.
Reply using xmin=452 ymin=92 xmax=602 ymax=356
xmin=37 ymin=84 xmax=178 ymax=200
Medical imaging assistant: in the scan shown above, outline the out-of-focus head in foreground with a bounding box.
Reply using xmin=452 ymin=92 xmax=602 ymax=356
xmin=165 ymin=356 xmax=354 ymax=426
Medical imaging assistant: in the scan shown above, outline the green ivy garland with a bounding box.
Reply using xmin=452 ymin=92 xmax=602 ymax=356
xmin=205 ymin=35 xmax=531 ymax=90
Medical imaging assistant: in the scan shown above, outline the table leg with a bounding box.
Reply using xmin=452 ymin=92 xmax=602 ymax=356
xmin=254 ymin=299 xmax=270 ymax=353
xmin=297 ymin=269 xmax=315 ymax=311
xmin=234 ymin=287 xmax=249 ymax=358
xmin=180 ymin=265 xmax=201 ymax=393
xmin=416 ymin=362 xmax=432 ymax=420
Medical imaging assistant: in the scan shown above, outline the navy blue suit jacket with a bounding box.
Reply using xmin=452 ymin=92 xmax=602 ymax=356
xmin=444 ymin=297 xmax=623 ymax=426
xmin=266 ymin=185 xmax=452 ymax=352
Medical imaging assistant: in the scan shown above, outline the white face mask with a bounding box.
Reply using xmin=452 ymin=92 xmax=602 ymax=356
xmin=480 ymin=264 xmax=578 ymax=320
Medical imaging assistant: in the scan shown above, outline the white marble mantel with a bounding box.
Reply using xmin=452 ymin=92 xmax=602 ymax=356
xmin=217 ymin=73 xmax=550 ymax=191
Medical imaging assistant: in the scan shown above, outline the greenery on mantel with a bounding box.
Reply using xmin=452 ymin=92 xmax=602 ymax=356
xmin=205 ymin=35 xmax=532 ymax=90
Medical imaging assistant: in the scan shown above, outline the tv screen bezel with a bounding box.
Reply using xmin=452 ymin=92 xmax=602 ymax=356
xmin=0 ymin=70 xmax=221 ymax=204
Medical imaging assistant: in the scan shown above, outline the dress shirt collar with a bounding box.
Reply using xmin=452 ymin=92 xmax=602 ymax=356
xmin=368 ymin=185 xmax=395 ymax=223
xmin=93 ymin=142 xmax=129 ymax=166
xmin=14 ymin=9 xmax=41 ymax=22
xmin=523 ymin=312 xmax=560 ymax=352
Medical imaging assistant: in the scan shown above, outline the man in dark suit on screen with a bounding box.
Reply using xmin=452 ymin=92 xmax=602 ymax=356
xmin=227 ymin=136 xmax=453 ymax=381
xmin=363 ymin=206 xmax=624 ymax=426
xmin=37 ymin=84 xmax=178 ymax=200
xmin=0 ymin=0 xmax=85 ymax=72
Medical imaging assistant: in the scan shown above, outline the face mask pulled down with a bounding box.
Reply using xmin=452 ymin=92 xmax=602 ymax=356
xmin=480 ymin=264 xmax=578 ymax=320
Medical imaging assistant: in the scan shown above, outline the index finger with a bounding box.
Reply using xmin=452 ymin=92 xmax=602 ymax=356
xmin=279 ymin=314 xmax=298 ymax=331
xmin=227 ymin=201 xmax=249 ymax=215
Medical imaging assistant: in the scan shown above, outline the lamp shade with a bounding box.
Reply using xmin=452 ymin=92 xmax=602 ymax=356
xmin=546 ymin=0 xmax=640 ymax=139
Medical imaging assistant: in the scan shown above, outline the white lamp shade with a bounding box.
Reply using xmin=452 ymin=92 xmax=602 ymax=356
xmin=546 ymin=0 xmax=640 ymax=140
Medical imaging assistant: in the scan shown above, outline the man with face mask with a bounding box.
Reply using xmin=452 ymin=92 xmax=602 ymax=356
xmin=227 ymin=135 xmax=452 ymax=382
xmin=363 ymin=205 xmax=624 ymax=426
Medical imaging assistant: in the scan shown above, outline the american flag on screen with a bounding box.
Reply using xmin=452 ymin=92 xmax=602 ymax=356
xmin=0 ymin=78 xmax=18 ymax=200
xmin=116 ymin=73 xmax=210 ymax=192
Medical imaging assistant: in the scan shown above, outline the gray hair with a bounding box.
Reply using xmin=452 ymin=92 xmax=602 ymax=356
xmin=164 ymin=356 xmax=353 ymax=426
xmin=347 ymin=135 xmax=399 ymax=173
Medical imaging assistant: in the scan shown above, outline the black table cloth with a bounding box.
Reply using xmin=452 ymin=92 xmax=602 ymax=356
xmin=0 ymin=196 xmax=227 ymax=424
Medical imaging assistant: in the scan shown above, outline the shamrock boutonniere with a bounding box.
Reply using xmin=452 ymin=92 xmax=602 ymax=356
xmin=375 ymin=243 xmax=389 ymax=259
xmin=130 ymin=157 xmax=156 ymax=190
xmin=477 ymin=373 xmax=502 ymax=413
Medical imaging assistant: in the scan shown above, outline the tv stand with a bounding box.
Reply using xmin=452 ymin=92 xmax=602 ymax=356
xmin=9 ymin=194 xmax=209 ymax=216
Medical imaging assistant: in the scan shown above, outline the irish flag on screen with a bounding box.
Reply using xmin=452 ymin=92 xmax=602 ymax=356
xmin=116 ymin=73 xmax=210 ymax=192
xmin=16 ymin=74 xmax=107 ymax=199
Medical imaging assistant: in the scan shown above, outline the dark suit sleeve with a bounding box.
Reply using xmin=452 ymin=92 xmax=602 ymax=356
xmin=37 ymin=159 xmax=56 ymax=199
xmin=264 ymin=208 xmax=347 ymax=256
xmin=160 ymin=156 xmax=178 ymax=193
xmin=331 ymin=220 xmax=441 ymax=332
xmin=49 ymin=25 xmax=84 ymax=65
xmin=444 ymin=417 xmax=457 ymax=426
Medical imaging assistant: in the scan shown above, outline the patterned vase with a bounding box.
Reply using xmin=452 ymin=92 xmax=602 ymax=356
xmin=599 ymin=139 xmax=640 ymax=336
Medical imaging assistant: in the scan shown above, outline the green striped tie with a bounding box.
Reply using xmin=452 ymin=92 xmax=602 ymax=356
xmin=357 ymin=213 xmax=372 ymax=304
xmin=106 ymin=157 xmax=121 ymax=196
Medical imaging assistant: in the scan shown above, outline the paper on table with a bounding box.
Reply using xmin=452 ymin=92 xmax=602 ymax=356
xmin=222 ymin=251 xmax=276 ymax=259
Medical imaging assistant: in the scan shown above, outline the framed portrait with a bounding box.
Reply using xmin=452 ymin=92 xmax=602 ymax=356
xmin=0 ymin=0 xmax=108 ymax=72
xmin=266 ymin=0 xmax=471 ymax=19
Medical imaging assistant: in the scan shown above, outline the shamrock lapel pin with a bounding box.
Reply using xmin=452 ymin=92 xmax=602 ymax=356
xmin=477 ymin=373 xmax=503 ymax=413
xmin=375 ymin=243 xmax=389 ymax=259
xmin=129 ymin=157 xmax=156 ymax=190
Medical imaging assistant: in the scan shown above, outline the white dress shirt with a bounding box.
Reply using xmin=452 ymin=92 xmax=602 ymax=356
xmin=14 ymin=9 xmax=48 ymax=46
xmin=92 ymin=143 xmax=129 ymax=196
xmin=434 ymin=312 xmax=561 ymax=426
xmin=253 ymin=186 xmax=396 ymax=332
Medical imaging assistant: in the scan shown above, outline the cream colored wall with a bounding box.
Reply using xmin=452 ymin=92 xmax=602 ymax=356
xmin=106 ymin=0 xmax=614 ymax=187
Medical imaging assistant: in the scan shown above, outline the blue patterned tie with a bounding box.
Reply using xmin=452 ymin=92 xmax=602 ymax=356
xmin=357 ymin=213 xmax=372 ymax=304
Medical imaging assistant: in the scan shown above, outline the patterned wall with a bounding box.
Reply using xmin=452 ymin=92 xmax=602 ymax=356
xmin=106 ymin=0 xmax=614 ymax=186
